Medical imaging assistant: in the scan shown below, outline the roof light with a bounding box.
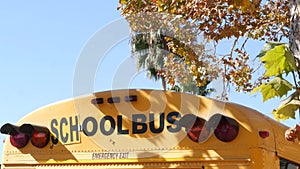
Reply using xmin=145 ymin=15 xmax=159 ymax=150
xmin=125 ymin=95 xmax=137 ymax=102
xmin=91 ymin=98 xmax=104 ymax=104
xmin=107 ymin=97 xmax=120 ymax=103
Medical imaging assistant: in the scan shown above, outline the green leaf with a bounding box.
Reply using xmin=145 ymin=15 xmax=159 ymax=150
xmin=256 ymin=42 xmax=285 ymax=58
xmin=251 ymin=77 xmax=294 ymax=102
xmin=260 ymin=45 xmax=297 ymax=76
xmin=272 ymin=100 xmax=300 ymax=121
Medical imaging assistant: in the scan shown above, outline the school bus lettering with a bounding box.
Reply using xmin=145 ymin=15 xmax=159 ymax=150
xmin=59 ymin=112 xmax=182 ymax=139
xmin=131 ymin=112 xmax=182 ymax=134
xmin=131 ymin=114 xmax=147 ymax=134
xmin=149 ymin=113 xmax=164 ymax=133
xmin=117 ymin=115 xmax=129 ymax=134
xmin=81 ymin=116 xmax=97 ymax=136
xmin=166 ymin=111 xmax=181 ymax=133
xmin=100 ymin=115 xmax=115 ymax=135
xmin=50 ymin=116 xmax=80 ymax=144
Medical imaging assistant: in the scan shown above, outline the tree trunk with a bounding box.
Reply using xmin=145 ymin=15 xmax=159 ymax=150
xmin=161 ymin=76 xmax=166 ymax=91
xmin=286 ymin=0 xmax=300 ymax=142
xmin=290 ymin=0 xmax=300 ymax=63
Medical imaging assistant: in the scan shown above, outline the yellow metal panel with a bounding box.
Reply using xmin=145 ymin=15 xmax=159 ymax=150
xmin=250 ymin=148 xmax=279 ymax=169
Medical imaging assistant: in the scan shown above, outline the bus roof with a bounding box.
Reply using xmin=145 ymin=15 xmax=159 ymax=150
xmin=1 ymin=89 xmax=299 ymax=167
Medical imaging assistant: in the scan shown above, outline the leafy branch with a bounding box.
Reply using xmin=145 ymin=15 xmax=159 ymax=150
xmin=252 ymin=42 xmax=299 ymax=121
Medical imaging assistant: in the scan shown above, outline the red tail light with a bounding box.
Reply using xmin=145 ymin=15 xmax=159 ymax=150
xmin=0 ymin=123 xmax=30 ymax=148
xmin=31 ymin=130 xmax=50 ymax=148
xmin=1 ymin=123 xmax=50 ymax=148
xmin=188 ymin=117 xmax=211 ymax=142
xmin=180 ymin=114 xmax=211 ymax=142
xmin=214 ymin=116 xmax=239 ymax=142
xmin=10 ymin=132 xmax=29 ymax=148
xmin=20 ymin=124 xmax=50 ymax=148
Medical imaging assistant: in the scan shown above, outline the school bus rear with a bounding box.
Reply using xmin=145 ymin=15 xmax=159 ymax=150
xmin=1 ymin=89 xmax=299 ymax=168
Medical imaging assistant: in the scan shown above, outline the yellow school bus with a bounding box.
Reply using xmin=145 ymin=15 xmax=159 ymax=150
xmin=1 ymin=89 xmax=300 ymax=169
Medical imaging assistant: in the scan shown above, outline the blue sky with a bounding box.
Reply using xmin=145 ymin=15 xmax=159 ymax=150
xmin=0 ymin=1 xmax=297 ymax=161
